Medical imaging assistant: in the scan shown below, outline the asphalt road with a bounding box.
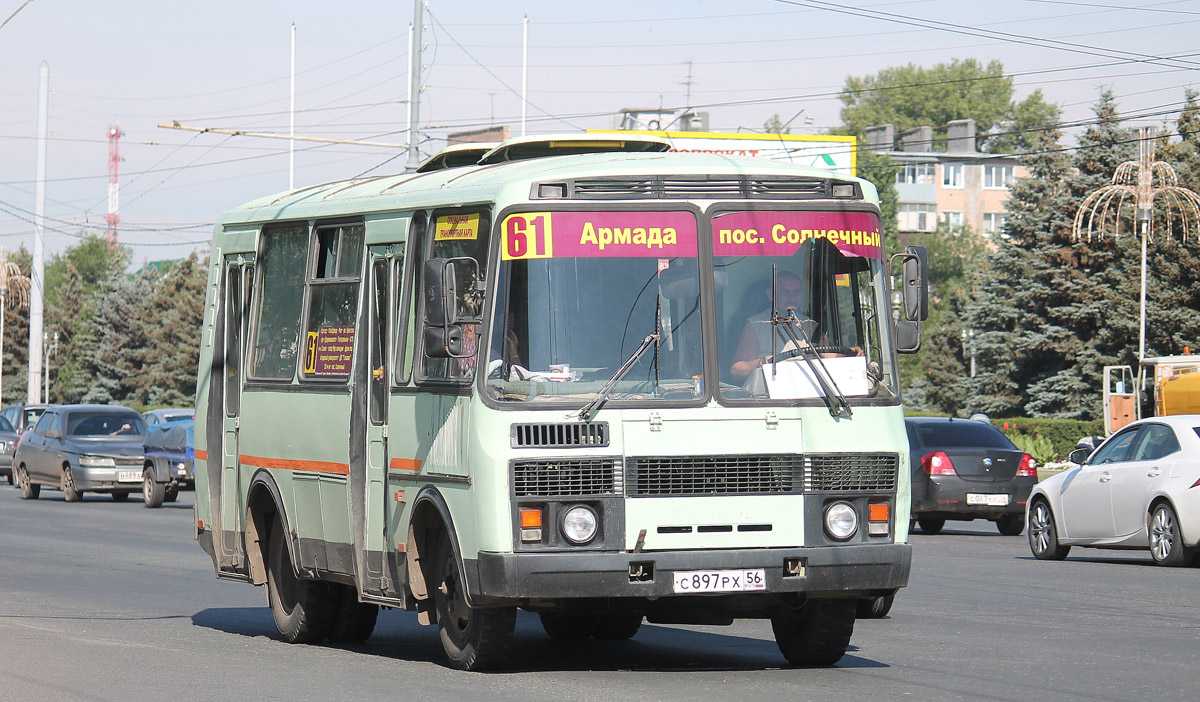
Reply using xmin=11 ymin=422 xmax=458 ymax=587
xmin=0 ymin=488 xmax=1196 ymax=702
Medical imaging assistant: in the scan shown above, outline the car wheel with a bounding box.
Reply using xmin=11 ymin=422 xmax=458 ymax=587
xmin=430 ymin=531 xmax=516 ymax=670
xmin=61 ymin=466 xmax=82 ymax=502
xmin=771 ymin=598 xmax=856 ymax=666
xmin=143 ymin=471 xmax=165 ymax=508
xmin=1149 ymin=502 xmax=1194 ymax=567
xmin=327 ymin=584 xmax=379 ymax=643
xmin=917 ymin=517 xmax=945 ymax=535
xmin=1028 ymin=499 xmax=1070 ymax=560
xmin=266 ymin=520 xmax=336 ymax=643
xmin=17 ymin=465 xmax=39 ymax=500
xmin=110 ymin=491 xmax=130 ymax=502
xmin=594 ymin=613 xmax=643 ymax=640
xmin=4 ymin=471 xmax=11 ymax=486
xmin=538 ymin=612 xmax=599 ymax=640
xmin=856 ymin=592 xmax=896 ymax=619
xmin=995 ymin=514 xmax=1024 ymax=536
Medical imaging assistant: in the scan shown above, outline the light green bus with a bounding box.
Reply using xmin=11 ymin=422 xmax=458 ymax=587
xmin=194 ymin=135 xmax=927 ymax=670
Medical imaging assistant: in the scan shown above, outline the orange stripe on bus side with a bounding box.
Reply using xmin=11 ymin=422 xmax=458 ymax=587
xmin=194 ymin=449 xmax=208 ymax=460
xmin=389 ymin=458 xmax=423 ymax=472
xmin=240 ymin=454 xmax=350 ymax=476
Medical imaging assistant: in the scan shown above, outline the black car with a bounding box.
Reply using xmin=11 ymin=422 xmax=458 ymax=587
xmin=906 ymin=417 xmax=1038 ymax=535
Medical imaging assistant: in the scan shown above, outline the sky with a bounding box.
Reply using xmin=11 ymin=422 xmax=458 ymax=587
xmin=0 ymin=0 xmax=1197 ymax=267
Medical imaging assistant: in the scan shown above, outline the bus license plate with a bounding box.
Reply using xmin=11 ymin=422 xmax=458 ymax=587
xmin=672 ymin=569 xmax=766 ymax=594
xmin=967 ymin=493 xmax=1010 ymax=506
xmin=118 ymin=470 xmax=141 ymax=482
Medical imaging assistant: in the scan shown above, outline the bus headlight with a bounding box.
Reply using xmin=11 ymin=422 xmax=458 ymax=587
xmin=824 ymin=501 xmax=858 ymax=541
xmin=561 ymin=505 xmax=598 ymax=545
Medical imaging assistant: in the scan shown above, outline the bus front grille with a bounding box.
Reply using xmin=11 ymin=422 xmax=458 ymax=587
xmin=804 ymin=454 xmax=898 ymax=492
xmin=626 ymin=453 xmax=899 ymax=496
xmin=511 ymin=422 xmax=610 ymax=448
xmin=512 ymin=458 xmax=622 ymax=497
xmin=627 ymin=455 xmax=801 ymax=496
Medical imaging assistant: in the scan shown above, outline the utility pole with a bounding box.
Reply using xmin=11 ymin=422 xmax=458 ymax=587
xmin=406 ymin=0 xmax=424 ymax=171
xmin=290 ymin=22 xmax=296 ymax=190
xmin=521 ymin=15 xmax=528 ymax=137
xmin=106 ymin=124 xmax=122 ymax=245
xmin=28 ymin=61 xmax=47 ymax=404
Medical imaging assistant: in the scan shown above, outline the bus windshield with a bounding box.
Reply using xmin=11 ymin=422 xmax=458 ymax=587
xmin=714 ymin=209 xmax=896 ymax=402
xmin=487 ymin=210 xmax=704 ymax=403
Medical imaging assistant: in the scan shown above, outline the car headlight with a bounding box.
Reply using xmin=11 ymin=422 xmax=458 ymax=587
xmin=824 ymin=501 xmax=858 ymax=541
xmin=561 ymin=505 xmax=599 ymax=545
xmin=0 ymin=441 xmax=7 ymax=452
xmin=79 ymin=455 xmax=116 ymax=467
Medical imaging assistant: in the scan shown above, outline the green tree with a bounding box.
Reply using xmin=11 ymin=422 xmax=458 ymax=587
xmin=839 ymin=59 xmax=1013 ymax=149
xmin=987 ymin=90 xmax=1061 ymax=154
xmin=763 ymin=113 xmax=791 ymax=134
xmin=132 ymin=253 xmax=207 ymax=406
xmin=78 ymin=270 xmax=154 ymax=405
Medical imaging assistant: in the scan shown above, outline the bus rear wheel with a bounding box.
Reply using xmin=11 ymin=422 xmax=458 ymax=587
xmin=431 ymin=533 xmax=515 ymax=671
xmin=771 ymin=598 xmax=856 ymax=667
xmin=328 ymin=584 xmax=379 ymax=643
xmin=267 ymin=522 xmax=335 ymax=644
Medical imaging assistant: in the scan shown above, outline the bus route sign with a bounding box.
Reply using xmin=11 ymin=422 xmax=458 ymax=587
xmin=501 ymin=211 xmax=697 ymax=260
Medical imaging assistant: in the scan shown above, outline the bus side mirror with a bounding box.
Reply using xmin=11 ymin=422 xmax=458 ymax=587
xmin=424 ymin=325 xmax=463 ymax=358
xmin=423 ymin=258 xmax=457 ymax=326
xmin=902 ymin=245 xmax=928 ymax=322
xmin=894 ymin=320 xmax=921 ymax=354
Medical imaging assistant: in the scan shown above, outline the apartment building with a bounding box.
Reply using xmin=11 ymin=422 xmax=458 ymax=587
xmin=865 ymin=119 xmax=1027 ymax=240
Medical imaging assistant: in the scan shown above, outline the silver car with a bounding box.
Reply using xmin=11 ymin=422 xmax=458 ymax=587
xmin=13 ymin=405 xmax=147 ymax=502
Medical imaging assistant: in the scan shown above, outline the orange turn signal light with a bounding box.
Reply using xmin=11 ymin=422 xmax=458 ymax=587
xmin=520 ymin=508 xmax=543 ymax=529
xmin=868 ymin=503 xmax=890 ymax=522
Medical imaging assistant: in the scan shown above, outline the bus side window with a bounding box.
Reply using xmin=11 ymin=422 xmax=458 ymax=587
xmin=250 ymin=224 xmax=308 ymax=380
xmin=301 ymin=223 xmax=365 ymax=381
xmin=420 ymin=208 xmax=491 ymax=383
xmin=397 ymin=212 xmax=426 ymax=385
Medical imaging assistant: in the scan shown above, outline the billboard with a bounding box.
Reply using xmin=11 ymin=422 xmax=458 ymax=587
xmin=588 ymin=130 xmax=857 ymax=176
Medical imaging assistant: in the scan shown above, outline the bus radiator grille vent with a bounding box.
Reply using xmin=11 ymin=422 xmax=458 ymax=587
xmin=512 ymin=458 xmax=621 ymax=497
xmin=564 ymin=176 xmax=837 ymax=200
xmin=804 ymin=454 xmax=898 ymax=492
xmin=626 ymin=455 xmax=802 ymax=496
xmin=510 ymin=422 xmax=610 ymax=448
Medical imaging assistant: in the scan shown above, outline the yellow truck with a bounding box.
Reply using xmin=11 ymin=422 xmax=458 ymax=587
xmin=1104 ymin=352 xmax=1200 ymax=433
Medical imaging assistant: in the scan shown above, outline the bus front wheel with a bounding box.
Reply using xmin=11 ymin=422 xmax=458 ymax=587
xmin=771 ymin=598 xmax=856 ymax=666
xmin=431 ymin=533 xmax=515 ymax=671
xmin=267 ymin=522 xmax=335 ymax=644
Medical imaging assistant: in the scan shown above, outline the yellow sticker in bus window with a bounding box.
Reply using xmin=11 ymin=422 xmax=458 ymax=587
xmin=501 ymin=212 xmax=554 ymax=260
xmin=434 ymin=212 xmax=480 ymax=241
xmin=835 ymin=273 xmax=850 ymax=287
xmin=303 ymin=331 xmax=318 ymax=374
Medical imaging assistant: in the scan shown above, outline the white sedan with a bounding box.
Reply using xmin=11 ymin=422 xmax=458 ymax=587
xmin=1027 ymin=415 xmax=1200 ymax=566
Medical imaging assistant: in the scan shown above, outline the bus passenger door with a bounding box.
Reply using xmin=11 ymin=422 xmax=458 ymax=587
xmin=354 ymin=249 xmax=396 ymax=597
xmin=217 ymin=257 xmax=253 ymax=577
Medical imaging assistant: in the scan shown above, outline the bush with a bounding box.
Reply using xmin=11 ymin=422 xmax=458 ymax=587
xmin=1009 ymin=432 xmax=1055 ymax=466
xmin=995 ymin=417 xmax=1104 ymax=462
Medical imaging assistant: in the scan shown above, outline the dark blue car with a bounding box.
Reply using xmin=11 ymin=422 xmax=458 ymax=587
xmin=142 ymin=418 xmax=194 ymax=508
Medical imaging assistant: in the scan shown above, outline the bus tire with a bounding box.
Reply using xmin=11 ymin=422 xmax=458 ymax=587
xmin=267 ymin=522 xmax=335 ymax=644
xmin=538 ymin=612 xmax=598 ymax=640
xmin=855 ymin=592 xmax=895 ymax=619
xmin=328 ymin=584 xmax=379 ymax=643
xmin=771 ymin=598 xmax=856 ymax=667
xmin=431 ymin=532 xmax=515 ymax=671
xmin=594 ymin=613 xmax=642 ymax=640
xmin=143 ymin=471 xmax=164 ymax=508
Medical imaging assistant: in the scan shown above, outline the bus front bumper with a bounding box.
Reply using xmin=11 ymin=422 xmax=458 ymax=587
xmin=471 ymin=543 xmax=910 ymax=600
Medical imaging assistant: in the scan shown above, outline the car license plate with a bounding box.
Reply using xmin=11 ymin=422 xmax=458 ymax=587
xmin=672 ymin=569 xmax=766 ymax=594
xmin=967 ymin=493 xmax=1010 ymax=506
xmin=117 ymin=470 xmax=141 ymax=482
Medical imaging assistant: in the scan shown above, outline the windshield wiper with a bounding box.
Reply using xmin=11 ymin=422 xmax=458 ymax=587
xmin=573 ymin=331 xmax=660 ymax=421
xmin=773 ymin=308 xmax=853 ymax=418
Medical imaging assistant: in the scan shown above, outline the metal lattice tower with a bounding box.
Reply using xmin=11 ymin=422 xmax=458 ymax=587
xmin=106 ymin=124 xmax=122 ymax=245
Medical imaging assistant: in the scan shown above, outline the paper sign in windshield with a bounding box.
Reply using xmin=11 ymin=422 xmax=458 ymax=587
xmin=304 ymin=325 xmax=354 ymax=376
xmin=435 ymin=212 xmax=480 ymax=241
xmin=712 ymin=211 xmax=882 ymax=259
xmin=502 ymin=211 xmax=697 ymax=260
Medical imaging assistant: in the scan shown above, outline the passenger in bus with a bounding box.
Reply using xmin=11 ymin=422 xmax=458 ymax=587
xmin=454 ymin=323 xmax=479 ymax=377
xmin=729 ymin=272 xmax=858 ymax=382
